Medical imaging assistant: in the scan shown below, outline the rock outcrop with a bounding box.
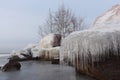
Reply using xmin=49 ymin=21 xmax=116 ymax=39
xmin=1 ymin=60 xmax=21 ymax=72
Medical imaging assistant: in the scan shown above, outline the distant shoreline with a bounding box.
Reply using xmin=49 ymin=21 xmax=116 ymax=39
xmin=0 ymin=53 xmax=9 ymax=54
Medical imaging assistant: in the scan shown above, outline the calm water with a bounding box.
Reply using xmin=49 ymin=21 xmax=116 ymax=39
xmin=0 ymin=54 xmax=95 ymax=80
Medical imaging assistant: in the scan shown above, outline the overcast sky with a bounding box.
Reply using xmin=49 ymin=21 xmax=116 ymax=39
xmin=0 ymin=0 xmax=120 ymax=53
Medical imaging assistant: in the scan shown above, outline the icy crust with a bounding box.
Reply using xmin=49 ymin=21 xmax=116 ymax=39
xmin=60 ymin=26 xmax=120 ymax=67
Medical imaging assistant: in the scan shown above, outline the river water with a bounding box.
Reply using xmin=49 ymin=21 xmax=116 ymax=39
xmin=0 ymin=54 xmax=95 ymax=80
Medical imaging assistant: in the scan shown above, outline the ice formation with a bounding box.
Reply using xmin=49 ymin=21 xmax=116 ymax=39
xmin=40 ymin=47 xmax=60 ymax=60
xmin=60 ymin=26 xmax=120 ymax=68
xmin=39 ymin=33 xmax=61 ymax=60
xmin=10 ymin=33 xmax=61 ymax=59
xmin=60 ymin=4 xmax=120 ymax=69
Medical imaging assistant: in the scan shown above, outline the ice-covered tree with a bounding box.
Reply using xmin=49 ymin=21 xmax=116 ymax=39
xmin=39 ymin=5 xmax=87 ymax=38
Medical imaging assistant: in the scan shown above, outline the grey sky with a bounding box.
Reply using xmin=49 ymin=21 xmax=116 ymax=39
xmin=0 ymin=0 xmax=120 ymax=53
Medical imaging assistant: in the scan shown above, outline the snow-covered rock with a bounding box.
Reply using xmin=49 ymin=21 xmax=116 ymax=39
xmin=39 ymin=33 xmax=61 ymax=49
xmin=10 ymin=44 xmax=40 ymax=59
xmin=24 ymin=44 xmax=40 ymax=57
xmin=9 ymin=34 xmax=61 ymax=60
xmin=94 ymin=4 xmax=120 ymax=28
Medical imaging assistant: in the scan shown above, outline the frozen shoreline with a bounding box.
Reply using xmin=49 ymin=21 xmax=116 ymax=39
xmin=0 ymin=56 xmax=95 ymax=80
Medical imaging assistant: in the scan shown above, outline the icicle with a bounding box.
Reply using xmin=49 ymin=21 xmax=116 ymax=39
xmin=60 ymin=26 xmax=120 ymax=70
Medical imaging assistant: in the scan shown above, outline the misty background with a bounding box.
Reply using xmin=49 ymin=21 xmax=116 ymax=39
xmin=0 ymin=0 xmax=119 ymax=53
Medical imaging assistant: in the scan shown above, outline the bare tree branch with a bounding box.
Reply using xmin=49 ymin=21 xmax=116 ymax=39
xmin=39 ymin=5 xmax=87 ymax=38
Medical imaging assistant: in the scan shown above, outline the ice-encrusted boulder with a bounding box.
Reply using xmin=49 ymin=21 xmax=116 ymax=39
xmin=23 ymin=44 xmax=40 ymax=57
xmin=9 ymin=44 xmax=40 ymax=59
xmin=9 ymin=33 xmax=61 ymax=60
xmin=94 ymin=4 xmax=120 ymax=28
